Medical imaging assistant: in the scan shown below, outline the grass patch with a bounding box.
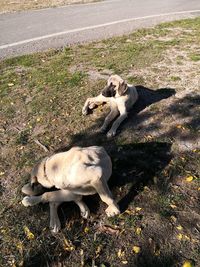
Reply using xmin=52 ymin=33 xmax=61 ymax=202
xmin=189 ymin=53 xmax=200 ymax=61
xmin=0 ymin=17 xmax=200 ymax=267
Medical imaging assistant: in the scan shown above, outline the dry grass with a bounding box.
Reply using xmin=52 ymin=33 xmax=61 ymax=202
xmin=0 ymin=18 xmax=200 ymax=267
xmin=0 ymin=0 xmax=99 ymax=13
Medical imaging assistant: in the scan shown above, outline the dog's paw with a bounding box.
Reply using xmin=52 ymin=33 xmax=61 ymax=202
xmin=106 ymin=130 xmax=116 ymax=138
xmin=82 ymin=107 xmax=89 ymax=116
xmin=22 ymin=196 xmax=39 ymax=207
xmin=81 ymin=208 xmax=90 ymax=219
xmin=88 ymin=103 xmax=96 ymax=109
xmin=50 ymin=218 xmax=61 ymax=234
xmin=106 ymin=205 xmax=120 ymax=217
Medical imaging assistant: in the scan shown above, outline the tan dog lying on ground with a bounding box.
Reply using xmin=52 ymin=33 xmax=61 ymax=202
xmin=82 ymin=75 xmax=138 ymax=138
xmin=22 ymin=146 xmax=120 ymax=233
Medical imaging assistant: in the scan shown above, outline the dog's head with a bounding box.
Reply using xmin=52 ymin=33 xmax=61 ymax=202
xmin=102 ymin=75 xmax=128 ymax=98
xmin=31 ymin=157 xmax=53 ymax=189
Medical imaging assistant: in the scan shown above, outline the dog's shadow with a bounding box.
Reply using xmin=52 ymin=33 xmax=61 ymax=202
xmin=133 ymin=85 xmax=175 ymax=114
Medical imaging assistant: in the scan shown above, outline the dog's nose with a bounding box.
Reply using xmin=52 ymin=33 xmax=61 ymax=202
xmin=102 ymin=86 xmax=110 ymax=97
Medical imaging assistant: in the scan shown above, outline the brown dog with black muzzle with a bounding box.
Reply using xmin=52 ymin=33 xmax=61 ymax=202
xmin=22 ymin=146 xmax=120 ymax=233
xmin=82 ymin=75 xmax=138 ymax=138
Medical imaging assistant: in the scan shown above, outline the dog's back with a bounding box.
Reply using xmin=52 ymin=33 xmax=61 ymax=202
xmin=45 ymin=146 xmax=112 ymax=193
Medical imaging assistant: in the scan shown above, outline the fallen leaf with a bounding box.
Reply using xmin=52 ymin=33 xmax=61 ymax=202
xmin=185 ymin=176 xmax=194 ymax=182
xmin=23 ymin=226 xmax=35 ymax=240
xmin=177 ymin=233 xmax=183 ymax=240
xmin=124 ymin=209 xmax=134 ymax=215
xmin=84 ymin=227 xmax=89 ymax=233
xmin=170 ymin=204 xmax=177 ymax=209
xmin=155 ymin=249 xmax=160 ymax=256
xmin=122 ymin=260 xmax=128 ymax=264
xmin=117 ymin=249 xmax=125 ymax=258
xmin=183 ymin=260 xmax=193 ymax=267
xmin=170 ymin=216 xmax=177 ymax=222
xmin=16 ymin=241 xmax=23 ymax=253
xmin=8 ymin=83 xmax=14 ymax=87
xmin=184 ymin=235 xmax=190 ymax=241
xmin=176 ymin=225 xmax=183 ymax=231
xmin=135 ymin=227 xmax=142 ymax=235
xmin=132 ymin=246 xmax=140 ymax=254
xmin=95 ymin=245 xmax=102 ymax=257
xmin=135 ymin=207 xmax=142 ymax=212
xmin=63 ymin=237 xmax=74 ymax=251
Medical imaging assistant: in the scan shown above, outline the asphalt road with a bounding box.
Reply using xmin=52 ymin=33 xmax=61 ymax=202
xmin=0 ymin=0 xmax=200 ymax=59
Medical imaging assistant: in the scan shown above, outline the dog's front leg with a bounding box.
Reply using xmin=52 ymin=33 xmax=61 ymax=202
xmin=107 ymin=111 xmax=127 ymax=138
xmin=49 ymin=202 xmax=61 ymax=233
xmin=92 ymin=179 xmax=120 ymax=217
xmin=100 ymin=107 xmax=119 ymax=133
xmin=82 ymin=94 xmax=109 ymax=115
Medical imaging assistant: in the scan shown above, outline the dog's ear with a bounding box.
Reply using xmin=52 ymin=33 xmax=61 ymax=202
xmin=118 ymin=81 xmax=128 ymax=96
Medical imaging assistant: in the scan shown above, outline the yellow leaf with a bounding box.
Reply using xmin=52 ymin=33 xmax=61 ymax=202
xmin=0 ymin=171 xmax=5 ymax=176
xmin=170 ymin=216 xmax=177 ymax=222
xmin=124 ymin=209 xmax=133 ymax=215
xmin=132 ymin=246 xmax=140 ymax=254
xmin=177 ymin=233 xmax=183 ymax=240
xmin=23 ymin=226 xmax=35 ymax=240
xmin=117 ymin=249 xmax=125 ymax=258
xmin=155 ymin=249 xmax=160 ymax=256
xmin=135 ymin=207 xmax=142 ymax=212
xmin=170 ymin=204 xmax=177 ymax=209
xmin=184 ymin=235 xmax=190 ymax=241
xmin=16 ymin=241 xmax=23 ymax=253
xmin=198 ymin=187 xmax=200 ymax=191
xmin=95 ymin=245 xmax=102 ymax=256
xmin=63 ymin=237 xmax=74 ymax=251
xmin=122 ymin=261 xmax=128 ymax=264
xmin=183 ymin=260 xmax=193 ymax=267
xmin=8 ymin=83 xmax=14 ymax=87
xmin=36 ymin=117 xmax=41 ymax=122
xmin=84 ymin=227 xmax=89 ymax=233
xmin=135 ymin=227 xmax=142 ymax=235
xmin=185 ymin=176 xmax=193 ymax=182
xmin=176 ymin=225 xmax=183 ymax=231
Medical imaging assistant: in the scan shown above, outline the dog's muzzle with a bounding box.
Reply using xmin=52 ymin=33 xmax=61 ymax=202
xmin=102 ymin=84 xmax=116 ymax=97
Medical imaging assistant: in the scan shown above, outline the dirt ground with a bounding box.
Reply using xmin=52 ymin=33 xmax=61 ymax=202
xmin=0 ymin=18 xmax=200 ymax=267
xmin=0 ymin=0 xmax=99 ymax=13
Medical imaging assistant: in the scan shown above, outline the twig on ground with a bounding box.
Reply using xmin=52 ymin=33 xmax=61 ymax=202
xmin=34 ymin=139 xmax=49 ymax=152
